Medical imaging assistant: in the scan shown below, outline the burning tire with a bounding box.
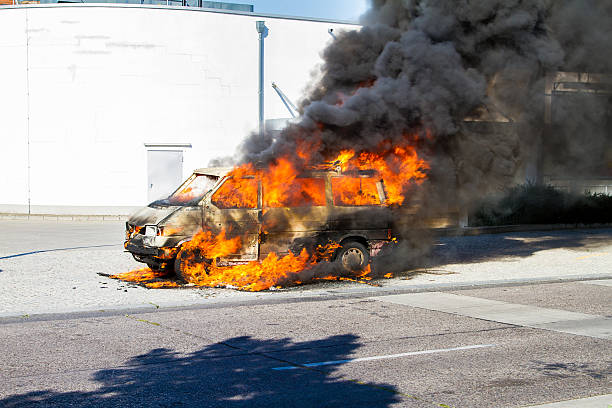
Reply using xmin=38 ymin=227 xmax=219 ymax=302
xmin=174 ymin=248 xmax=203 ymax=283
xmin=174 ymin=248 xmax=212 ymax=284
xmin=137 ymin=256 xmax=174 ymax=276
xmin=336 ymin=241 xmax=370 ymax=274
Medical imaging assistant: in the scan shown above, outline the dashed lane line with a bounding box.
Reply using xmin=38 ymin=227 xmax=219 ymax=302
xmin=124 ymin=315 xmax=457 ymax=407
xmin=271 ymin=344 xmax=495 ymax=370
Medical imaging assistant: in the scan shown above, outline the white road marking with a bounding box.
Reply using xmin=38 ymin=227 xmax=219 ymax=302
xmin=580 ymin=279 xmax=612 ymax=287
xmin=373 ymin=292 xmax=612 ymax=340
xmin=521 ymin=393 xmax=612 ymax=407
xmin=271 ymin=344 xmax=494 ymax=371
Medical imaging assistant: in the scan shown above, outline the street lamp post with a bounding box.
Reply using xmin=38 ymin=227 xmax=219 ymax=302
xmin=256 ymin=21 xmax=268 ymax=138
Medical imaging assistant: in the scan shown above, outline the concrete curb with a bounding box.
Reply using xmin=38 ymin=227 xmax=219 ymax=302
xmin=1 ymin=273 xmax=611 ymax=323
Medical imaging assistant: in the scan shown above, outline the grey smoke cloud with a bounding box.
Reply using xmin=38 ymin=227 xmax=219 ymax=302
xmin=215 ymin=0 xmax=612 ymax=275
xmin=236 ymin=0 xmax=610 ymax=195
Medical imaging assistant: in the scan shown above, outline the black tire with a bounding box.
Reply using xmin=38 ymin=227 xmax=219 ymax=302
xmin=146 ymin=259 xmax=174 ymax=275
xmin=174 ymin=248 xmax=210 ymax=283
xmin=336 ymin=241 xmax=370 ymax=274
xmin=174 ymin=249 xmax=190 ymax=283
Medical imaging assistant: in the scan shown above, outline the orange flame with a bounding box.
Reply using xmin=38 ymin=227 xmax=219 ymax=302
xmin=212 ymin=176 xmax=258 ymax=209
xmin=183 ymin=228 xmax=242 ymax=259
xmin=325 ymin=142 xmax=428 ymax=205
xmin=332 ymin=176 xmax=381 ymax=206
xmin=109 ymin=267 xmax=180 ymax=288
xmin=110 ymin=267 xmax=167 ymax=282
xmin=262 ymin=158 xmax=326 ymax=207
xmin=178 ymin=231 xmax=341 ymax=291
xmin=117 ymin=132 xmax=428 ymax=291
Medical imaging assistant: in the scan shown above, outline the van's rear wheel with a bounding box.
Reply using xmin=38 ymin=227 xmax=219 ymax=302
xmin=336 ymin=241 xmax=369 ymax=274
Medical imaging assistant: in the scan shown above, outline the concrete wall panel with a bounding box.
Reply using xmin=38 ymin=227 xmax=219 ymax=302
xmin=0 ymin=4 xmax=358 ymax=214
xmin=0 ymin=9 xmax=29 ymax=209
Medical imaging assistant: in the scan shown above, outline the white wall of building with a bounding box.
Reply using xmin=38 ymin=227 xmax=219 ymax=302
xmin=0 ymin=4 xmax=357 ymax=214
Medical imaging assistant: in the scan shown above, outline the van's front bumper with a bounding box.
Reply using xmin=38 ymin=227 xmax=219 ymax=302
xmin=125 ymin=234 xmax=181 ymax=260
xmin=126 ymin=242 xmax=160 ymax=256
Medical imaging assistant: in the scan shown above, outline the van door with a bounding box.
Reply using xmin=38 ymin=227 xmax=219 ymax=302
xmin=329 ymin=174 xmax=391 ymax=240
xmin=260 ymin=176 xmax=330 ymax=257
xmin=204 ymin=176 xmax=261 ymax=261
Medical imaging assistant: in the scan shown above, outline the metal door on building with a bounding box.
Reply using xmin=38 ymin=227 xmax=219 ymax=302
xmin=147 ymin=150 xmax=183 ymax=202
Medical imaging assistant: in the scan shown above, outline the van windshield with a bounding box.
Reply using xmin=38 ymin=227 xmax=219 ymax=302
xmin=153 ymin=174 xmax=219 ymax=206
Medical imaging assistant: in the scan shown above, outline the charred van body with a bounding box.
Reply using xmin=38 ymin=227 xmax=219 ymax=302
xmin=124 ymin=166 xmax=407 ymax=278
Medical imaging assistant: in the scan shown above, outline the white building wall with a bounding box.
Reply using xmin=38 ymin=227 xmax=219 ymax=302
xmin=0 ymin=9 xmax=29 ymax=211
xmin=0 ymin=4 xmax=357 ymax=214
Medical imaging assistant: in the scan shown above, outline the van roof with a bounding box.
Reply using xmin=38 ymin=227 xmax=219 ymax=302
xmin=194 ymin=166 xmax=380 ymax=178
xmin=193 ymin=167 xmax=234 ymax=177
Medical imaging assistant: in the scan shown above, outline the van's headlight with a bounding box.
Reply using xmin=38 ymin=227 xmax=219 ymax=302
xmin=144 ymin=226 xmax=158 ymax=237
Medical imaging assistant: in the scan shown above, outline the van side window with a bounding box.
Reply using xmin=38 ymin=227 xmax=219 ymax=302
xmin=212 ymin=178 xmax=258 ymax=209
xmin=264 ymin=178 xmax=326 ymax=207
xmin=332 ymin=177 xmax=381 ymax=206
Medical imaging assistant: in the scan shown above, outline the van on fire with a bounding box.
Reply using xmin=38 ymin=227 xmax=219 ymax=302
xmin=125 ymin=166 xmax=399 ymax=281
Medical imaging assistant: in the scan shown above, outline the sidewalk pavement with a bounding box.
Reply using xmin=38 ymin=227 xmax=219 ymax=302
xmin=1 ymin=221 xmax=610 ymax=319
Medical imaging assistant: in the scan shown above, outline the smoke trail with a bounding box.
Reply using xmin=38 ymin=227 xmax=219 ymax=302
xmin=228 ymin=0 xmax=612 ymax=274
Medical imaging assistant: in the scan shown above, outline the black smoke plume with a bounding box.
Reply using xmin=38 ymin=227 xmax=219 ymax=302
xmin=221 ymin=0 xmax=612 ymax=274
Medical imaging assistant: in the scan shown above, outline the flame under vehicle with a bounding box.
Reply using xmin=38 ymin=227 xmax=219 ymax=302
xmin=125 ymin=166 xmax=399 ymax=280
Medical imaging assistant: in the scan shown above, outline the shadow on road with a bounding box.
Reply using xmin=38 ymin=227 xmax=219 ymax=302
xmin=1 ymin=334 xmax=402 ymax=408
xmin=425 ymin=228 xmax=612 ymax=267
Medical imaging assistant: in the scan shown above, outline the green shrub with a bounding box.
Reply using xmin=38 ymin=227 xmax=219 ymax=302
xmin=470 ymin=183 xmax=612 ymax=226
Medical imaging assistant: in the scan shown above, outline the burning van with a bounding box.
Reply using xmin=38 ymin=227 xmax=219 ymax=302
xmin=125 ymin=167 xmax=231 ymax=271
xmin=125 ymin=165 xmax=398 ymax=281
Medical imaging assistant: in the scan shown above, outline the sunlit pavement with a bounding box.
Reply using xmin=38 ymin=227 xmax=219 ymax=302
xmin=0 ymin=221 xmax=611 ymax=407
xmin=0 ymin=220 xmax=611 ymax=318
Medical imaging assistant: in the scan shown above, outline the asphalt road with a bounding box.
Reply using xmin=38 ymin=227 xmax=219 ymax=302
xmin=0 ymin=221 xmax=611 ymax=407
xmin=1 ymin=280 xmax=611 ymax=407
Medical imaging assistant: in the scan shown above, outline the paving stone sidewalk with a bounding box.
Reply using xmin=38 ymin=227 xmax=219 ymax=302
xmin=1 ymin=220 xmax=610 ymax=318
